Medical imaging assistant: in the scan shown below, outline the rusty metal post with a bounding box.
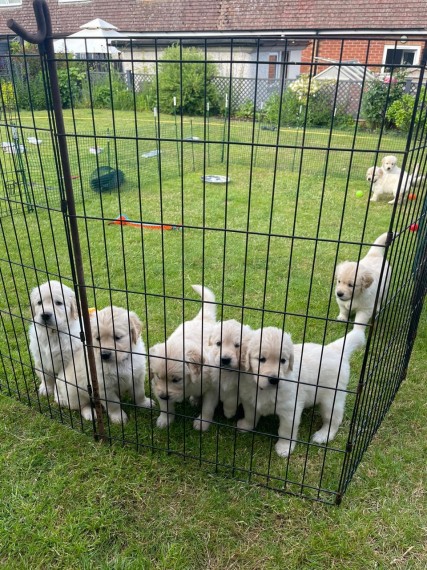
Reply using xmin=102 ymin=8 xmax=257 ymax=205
xmin=8 ymin=0 xmax=106 ymax=440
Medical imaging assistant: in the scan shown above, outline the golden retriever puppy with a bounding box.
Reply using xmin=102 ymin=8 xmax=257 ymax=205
xmin=368 ymin=157 xmax=423 ymax=204
xmin=335 ymin=232 xmax=392 ymax=325
xmin=91 ymin=306 xmax=154 ymax=424
xmin=149 ymin=285 xmax=218 ymax=431
xmin=56 ymin=306 xmax=153 ymax=424
xmin=208 ymin=319 xmax=252 ymax=418
xmin=366 ymin=166 xmax=387 ymax=202
xmin=237 ymin=326 xmax=365 ymax=458
xmin=29 ymin=280 xmax=82 ymax=397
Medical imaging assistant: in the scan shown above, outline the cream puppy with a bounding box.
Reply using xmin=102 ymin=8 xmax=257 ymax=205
xmin=29 ymin=280 xmax=81 ymax=397
xmin=56 ymin=306 xmax=153 ymax=424
xmin=366 ymin=166 xmax=387 ymax=202
xmin=237 ymin=326 xmax=365 ymax=458
xmin=208 ymin=319 xmax=252 ymax=418
xmin=149 ymin=285 xmax=218 ymax=431
xmin=91 ymin=306 xmax=154 ymax=424
xmin=369 ymin=158 xmax=423 ymax=204
xmin=335 ymin=232 xmax=392 ymax=325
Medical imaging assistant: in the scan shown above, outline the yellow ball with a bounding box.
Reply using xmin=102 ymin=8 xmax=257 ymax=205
xmin=355 ymin=190 xmax=363 ymax=198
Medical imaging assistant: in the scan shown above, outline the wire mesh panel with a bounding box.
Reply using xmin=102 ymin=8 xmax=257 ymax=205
xmin=0 ymin=10 xmax=426 ymax=503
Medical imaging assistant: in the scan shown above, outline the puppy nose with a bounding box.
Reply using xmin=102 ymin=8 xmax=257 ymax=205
xmin=268 ymin=376 xmax=280 ymax=386
xmin=159 ymin=393 xmax=169 ymax=401
xmin=221 ymin=357 xmax=231 ymax=366
xmin=337 ymin=291 xmax=344 ymax=298
xmin=41 ymin=312 xmax=52 ymax=322
xmin=101 ymin=351 xmax=111 ymax=361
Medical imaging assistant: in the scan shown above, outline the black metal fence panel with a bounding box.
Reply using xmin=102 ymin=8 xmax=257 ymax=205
xmin=1 ymin=2 xmax=426 ymax=504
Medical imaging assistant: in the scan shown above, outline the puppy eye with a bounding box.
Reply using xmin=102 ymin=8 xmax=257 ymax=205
xmin=37 ymin=300 xmax=42 ymax=305
xmin=259 ymin=356 xmax=266 ymax=363
xmin=171 ymin=377 xmax=181 ymax=383
xmin=55 ymin=300 xmax=63 ymax=306
xmin=115 ymin=335 xmax=122 ymax=341
xmin=348 ymin=283 xmax=354 ymax=288
xmin=234 ymin=343 xmax=240 ymax=348
xmin=95 ymin=336 xmax=100 ymax=341
xmin=280 ymin=358 xmax=286 ymax=364
xmin=216 ymin=341 xmax=221 ymax=347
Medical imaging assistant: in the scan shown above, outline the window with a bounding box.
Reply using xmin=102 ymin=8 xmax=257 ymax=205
xmin=267 ymin=52 xmax=288 ymax=81
xmin=383 ymin=46 xmax=420 ymax=72
xmin=0 ymin=0 xmax=22 ymax=6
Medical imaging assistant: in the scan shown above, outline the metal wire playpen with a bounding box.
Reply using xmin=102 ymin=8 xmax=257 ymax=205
xmin=0 ymin=0 xmax=426 ymax=504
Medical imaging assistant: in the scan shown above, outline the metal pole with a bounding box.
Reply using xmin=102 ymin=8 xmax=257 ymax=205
xmin=8 ymin=0 xmax=106 ymax=440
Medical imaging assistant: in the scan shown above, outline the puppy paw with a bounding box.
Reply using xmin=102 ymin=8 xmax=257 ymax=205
xmin=109 ymin=409 xmax=128 ymax=425
xmin=336 ymin=314 xmax=347 ymax=322
xmin=275 ymin=440 xmax=293 ymax=458
xmin=236 ymin=418 xmax=254 ymax=432
xmin=388 ymin=199 xmax=396 ymax=204
xmin=137 ymin=397 xmax=155 ymax=409
xmin=223 ymin=406 xmax=237 ymax=419
xmin=311 ymin=429 xmax=330 ymax=445
xmin=39 ymin=382 xmax=54 ymax=397
xmin=189 ymin=395 xmax=200 ymax=407
xmin=81 ymin=406 xmax=96 ymax=422
xmin=193 ymin=415 xmax=211 ymax=431
xmin=156 ymin=414 xmax=172 ymax=429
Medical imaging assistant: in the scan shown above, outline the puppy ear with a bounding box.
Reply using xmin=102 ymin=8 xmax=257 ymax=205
xmin=239 ymin=326 xmax=252 ymax=370
xmin=69 ymin=294 xmax=78 ymax=320
xmin=148 ymin=343 xmax=164 ymax=379
xmin=288 ymin=347 xmax=294 ymax=372
xmin=335 ymin=263 xmax=344 ymax=280
xmin=30 ymin=289 xmax=37 ymax=317
xmin=185 ymin=347 xmax=204 ymax=381
xmin=361 ymin=271 xmax=374 ymax=289
xmin=128 ymin=311 xmax=142 ymax=344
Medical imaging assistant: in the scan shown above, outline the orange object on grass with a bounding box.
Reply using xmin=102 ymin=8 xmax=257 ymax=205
xmin=108 ymin=214 xmax=181 ymax=231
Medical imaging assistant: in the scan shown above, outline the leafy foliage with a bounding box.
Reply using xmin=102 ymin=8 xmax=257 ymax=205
xmin=362 ymin=73 xmax=406 ymax=129
xmin=386 ymin=87 xmax=427 ymax=132
xmin=153 ymin=45 xmax=220 ymax=115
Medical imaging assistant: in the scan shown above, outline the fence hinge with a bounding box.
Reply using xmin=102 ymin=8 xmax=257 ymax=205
xmin=61 ymin=198 xmax=68 ymax=213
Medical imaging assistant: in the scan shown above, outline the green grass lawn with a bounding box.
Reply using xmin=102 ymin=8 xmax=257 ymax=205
xmin=0 ymin=312 xmax=425 ymax=569
xmin=1 ymin=107 xmax=426 ymax=529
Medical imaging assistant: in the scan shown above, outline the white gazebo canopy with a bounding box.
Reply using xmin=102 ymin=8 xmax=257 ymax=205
xmin=53 ymin=19 xmax=124 ymax=56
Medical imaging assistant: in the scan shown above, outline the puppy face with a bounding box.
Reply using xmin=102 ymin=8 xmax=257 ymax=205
xmin=91 ymin=306 xmax=142 ymax=364
xmin=245 ymin=327 xmax=294 ymax=390
xmin=381 ymin=155 xmax=397 ymax=172
xmin=366 ymin=166 xmax=383 ymax=183
xmin=149 ymin=341 xmax=204 ymax=403
xmin=30 ymin=280 xmax=77 ymax=329
xmin=209 ymin=319 xmax=252 ymax=369
xmin=335 ymin=261 xmax=374 ymax=302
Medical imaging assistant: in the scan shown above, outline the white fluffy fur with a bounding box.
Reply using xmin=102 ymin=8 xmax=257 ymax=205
xmin=208 ymin=319 xmax=252 ymax=418
xmin=367 ymin=157 xmax=423 ymax=204
xmin=149 ymin=285 xmax=218 ymax=431
xmin=29 ymin=280 xmax=81 ymax=397
xmin=237 ymin=326 xmax=365 ymax=458
xmin=56 ymin=306 xmax=153 ymax=424
xmin=335 ymin=232 xmax=392 ymax=325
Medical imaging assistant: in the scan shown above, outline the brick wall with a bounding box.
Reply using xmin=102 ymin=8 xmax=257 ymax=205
xmin=300 ymin=39 xmax=425 ymax=74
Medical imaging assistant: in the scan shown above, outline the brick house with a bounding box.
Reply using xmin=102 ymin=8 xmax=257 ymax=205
xmin=1 ymin=0 xmax=426 ymax=79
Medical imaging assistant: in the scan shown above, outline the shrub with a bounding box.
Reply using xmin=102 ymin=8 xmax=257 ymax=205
xmin=362 ymin=73 xmax=406 ymax=129
xmin=57 ymin=66 xmax=86 ymax=109
xmin=153 ymin=45 xmax=220 ymax=115
xmin=386 ymin=88 xmax=427 ymax=132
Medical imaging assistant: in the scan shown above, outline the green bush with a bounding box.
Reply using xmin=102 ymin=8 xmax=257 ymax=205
xmin=57 ymin=66 xmax=86 ymax=109
xmin=362 ymin=73 xmax=405 ymax=129
xmin=234 ymin=100 xmax=256 ymax=120
xmin=261 ymin=82 xmax=338 ymax=128
xmin=385 ymin=87 xmax=427 ymax=132
xmin=152 ymin=45 xmax=220 ymax=115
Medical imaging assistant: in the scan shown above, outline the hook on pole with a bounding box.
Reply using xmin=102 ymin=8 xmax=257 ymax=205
xmin=7 ymin=0 xmax=51 ymax=45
